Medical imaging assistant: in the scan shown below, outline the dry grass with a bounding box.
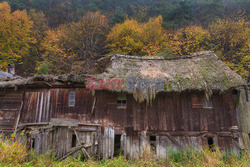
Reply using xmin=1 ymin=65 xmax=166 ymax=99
xmin=0 ymin=134 xmax=249 ymax=167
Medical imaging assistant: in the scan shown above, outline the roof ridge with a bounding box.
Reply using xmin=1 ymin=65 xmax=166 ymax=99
xmin=111 ymin=51 xmax=215 ymax=60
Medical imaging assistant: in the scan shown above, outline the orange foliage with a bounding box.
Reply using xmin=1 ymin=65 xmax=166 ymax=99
xmin=42 ymin=11 xmax=109 ymax=74
xmin=0 ymin=2 xmax=34 ymax=70
xmin=168 ymin=26 xmax=210 ymax=56
xmin=106 ymin=16 xmax=166 ymax=56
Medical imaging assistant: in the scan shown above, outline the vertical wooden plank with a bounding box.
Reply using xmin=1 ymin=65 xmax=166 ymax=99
xmin=156 ymin=136 xmax=167 ymax=159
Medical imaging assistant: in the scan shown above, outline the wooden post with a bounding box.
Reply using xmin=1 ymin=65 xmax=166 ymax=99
xmin=14 ymin=101 xmax=23 ymax=134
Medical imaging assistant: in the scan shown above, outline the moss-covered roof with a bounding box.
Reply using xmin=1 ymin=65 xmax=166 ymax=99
xmin=94 ymin=51 xmax=245 ymax=102
xmin=0 ymin=74 xmax=86 ymax=88
xmin=0 ymin=51 xmax=246 ymax=102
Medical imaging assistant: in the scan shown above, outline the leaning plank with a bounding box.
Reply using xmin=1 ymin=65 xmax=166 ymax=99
xmin=14 ymin=101 xmax=23 ymax=134
xmin=73 ymin=129 xmax=90 ymax=159
xmin=165 ymin=133 xmax=183 ymax=149
xmin=91 ymin=97 xmax=97 ymax=115
xmin=58 ymin=145 xmax=84 ymax=161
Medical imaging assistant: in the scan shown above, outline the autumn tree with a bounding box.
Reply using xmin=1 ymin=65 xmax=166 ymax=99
xmin=42 ymin=11 xmax=109 ymax=74
xmin=106 ymin=16 xmax=166 ymax=56
xmin=208 ymin=18 xmax=249 ymax=78
xmin=0 ymin=2 xmax=34 ymax=71
xmin=168 ymin=25 xmax=210 ymax=56
xmin=20 ymin=9 xmax=49 ymax=76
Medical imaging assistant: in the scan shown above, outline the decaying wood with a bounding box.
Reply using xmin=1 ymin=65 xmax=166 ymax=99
xmin=18 ymin=122 xmax=49 ymax=127
xmin=44 ymin=82 xmax=53 ymax=88
xmin=165 ymin=133 xmax=183 ymax=149
xmin=91 ymin=97 xmax=96 ymax=115
xmin=14 ymin=101 xmax=23 ymax=134
xmin=50 ymin=118 xmax=78 ymax=127
xmin=58 ymin=145 xmax=84 ymax=161
xmin=74 ymin=129 xmax=90 ymax=159
xmin=77 ymin=127 xmax=98 ymax=132
xmin=0 ymin=86 xmax=242 ymax=159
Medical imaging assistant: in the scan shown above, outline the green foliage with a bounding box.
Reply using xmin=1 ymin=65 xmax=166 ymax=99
xmin=164 ymin=0 xmax=194 ymax=28
xmin=0 ymin=1 xmax=248 ymax=79
xmin=109 ymin=8 xmax=126 ymax=25
xmin=196 ymin=0 xmax=224 ymax=25
xmin=1 ymin=0 xmax=248 ymax=28
xmin=37 ymin=63 xmax=49 ymax=75
xmin=156 ymin=47 xmax=177 ymax=58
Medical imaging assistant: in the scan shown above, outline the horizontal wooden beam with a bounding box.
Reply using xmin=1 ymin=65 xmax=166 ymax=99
xmin=146 ymin=131 xmax=235 ymax=137
xmin=49 ymin=118 xmax=78 ymax=127
xmin=18 ymin=122 xmax=49 ymax=127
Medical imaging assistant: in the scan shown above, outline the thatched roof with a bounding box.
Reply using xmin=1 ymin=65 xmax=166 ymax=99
xmin=0 ymin=74 xmax=86 ymax=88
xmin=94 ymin=51 xmax=245 ymax=102
xmin=0 ymin=51 xmax=246 ymax=102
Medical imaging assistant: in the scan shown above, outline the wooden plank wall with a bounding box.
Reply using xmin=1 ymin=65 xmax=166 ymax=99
xmin=17 ymin=88 xmax=239 ymax=157
xmin=26 ymin=125 xmax=99 ymax=158
xmin=0 ymin=90 xmax=22 ymax=134
xmin=20 ymin=89 xmax=238 ymax=133
xmin=99 ymin=126 xmax=114 ymax=158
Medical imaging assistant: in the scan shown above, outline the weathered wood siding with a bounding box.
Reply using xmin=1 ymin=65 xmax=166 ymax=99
xmin=0 ymin=90 xmax=22 ymax=135
xmin=26 ymin=124 xmax=100 ymax=158
xmin=17 ymin=88 xmax=240 ymax=157
xmin=20 ymin=89 xmax=238 ymax=133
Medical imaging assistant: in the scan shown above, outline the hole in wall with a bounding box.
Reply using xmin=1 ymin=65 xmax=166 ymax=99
xmin=207 ymin=137 xmax=214 ymax=151
xmin=150 ymin=136 xmax=156 ymax=153
xmin=114 ymin=135 xmax=121 ymax=156
xmin=71 ymin=134 xmax=76 ymax=148
xmin=31 ymin=138 xmax=35 ymax=149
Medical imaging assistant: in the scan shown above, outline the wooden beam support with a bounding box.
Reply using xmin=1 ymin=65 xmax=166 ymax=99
xmin=165 ymin=133 xmax=183 ymax=149
xmin=73 ymin=129 xmax=90 ymax=159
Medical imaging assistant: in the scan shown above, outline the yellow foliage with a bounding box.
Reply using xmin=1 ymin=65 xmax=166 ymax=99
xmin=42 ymin=11 xmax=109 ymax=74
xmin=168 ymin=25 xmax=210 ymax=56
xmin=208 ymin=18 xmax=249 ymax=79
xmin=0 ymin=1 xmax=34 ymax=70
xmin=106 ymin=16 xmax=166 ymax=56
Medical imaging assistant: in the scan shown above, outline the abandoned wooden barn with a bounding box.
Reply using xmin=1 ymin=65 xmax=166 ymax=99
xmin=0 ymin=51 xmax=248 ymax=159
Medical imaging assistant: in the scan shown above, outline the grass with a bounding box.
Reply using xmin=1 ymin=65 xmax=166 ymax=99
xmin=0 ymin=134 xmax=249 ymax=167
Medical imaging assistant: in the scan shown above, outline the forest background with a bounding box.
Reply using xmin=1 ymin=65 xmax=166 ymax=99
xmin=0 ymin=0 xmax=249 ymax=79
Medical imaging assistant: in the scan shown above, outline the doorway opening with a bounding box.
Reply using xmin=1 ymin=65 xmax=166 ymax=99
xmin=31 ymin=138 xmax=35 ymax=149
xmin=71 ymin=134 xmax=76 ymax=148
xmin=207 ymin=137 xmax=214 ymax=151
xmin=114 ymin=135 xmax=121 ymax=156
xmin=150 ymin=136 xmax=156 ymax=153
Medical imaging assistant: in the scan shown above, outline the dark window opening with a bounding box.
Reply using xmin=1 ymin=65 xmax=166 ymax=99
xmin=114 ymin=135 xmax=122 ymax=156
xmin=31 ymin=138 xmax=35 ymax=149
xmin=150 ymin=136 xmax=156 ymax=153
xmin=117 ymin=93 xmax=127 ymax=109
xmin=150 ymin=136 xmax=156 ymax=141
xmin=69 ymin=91 xmax=75 ymax=107
xmin=71 ymin=134 xmax=76 ymax=148
xmin=207 ymin=137 xmax=214 ymax=151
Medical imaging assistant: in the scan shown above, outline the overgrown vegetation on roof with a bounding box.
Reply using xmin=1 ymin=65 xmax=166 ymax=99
xmin=95 ymin=51 xmax=246 ymax=103
xmin=0 ymin=51 xmax=246 ymax=103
